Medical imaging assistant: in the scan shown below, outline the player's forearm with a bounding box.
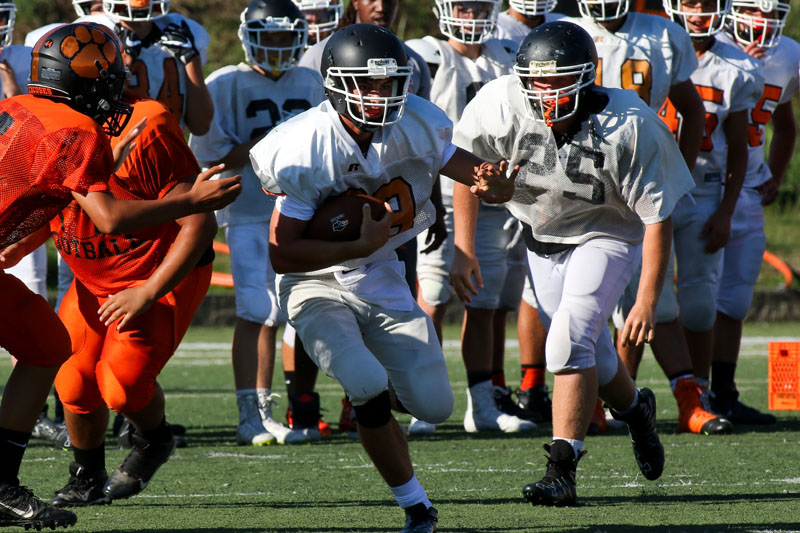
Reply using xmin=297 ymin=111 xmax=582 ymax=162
xmin=452 ymin=181 xmax=479 ymax=255
xmin=183 ymin=58 xmax=214 ymax=135
xmin=215 ymin=137 xmax=263 ymax=170
xmin=670 ymin=79 xmax=705 ymax=171
xmin=269 ymin=238 xmax=368 ymax=274
xmin=767 ymin=102 xmax=797 ymax=185
xmin=440 ymin=147 xmax=485 ymax=188
xmin=719 ymin=110 xmax=749 ymax=215
xmin=75 ymin=191 xmax=202 ymax=235
xmin=636 ymin=217 xmax=673 ymax=310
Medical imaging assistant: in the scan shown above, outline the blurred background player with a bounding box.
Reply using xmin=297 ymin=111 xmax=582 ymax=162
xmin=494 ymin=0 xmax=563 ymax=42
xmin=711 ymin=0 xmax=798 ymax=424
xmin=189 ymin=0 xmax=325 ymax=445
xmin=292 ymin=0 xmax=342 ymax=46
xmin=661 ymin=0 xmax=764 ymax=423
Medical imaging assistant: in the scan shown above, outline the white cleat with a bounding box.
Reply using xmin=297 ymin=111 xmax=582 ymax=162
xmin=262 ymin=416 xmax=310 ymax=444
xmin=464 ymin=381 xmax=536 ymax=433
xmin=407 ymin=417 xmax=437 ymax=435
xmin=237 ymin=394 xmax=276 ymax=446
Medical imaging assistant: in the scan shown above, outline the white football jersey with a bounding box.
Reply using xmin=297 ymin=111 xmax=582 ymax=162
xmin=454 ymin=76 xmax=694 ymax=246
xmin=659 ymin=39 xmax=763 ymax=195
xmin=0 ymin=46 xmax=31 ymax=98
xmin=718 ymin=32 xmax=800 ymax=188
xmin=493 ymin=11 xmax=564 ymax=46
xmin=572 ymin=13 xmax=697 ymax=111
xmin=189 ymin=64 xmax=325 ymax=227
xmin=252 ymin=94 xmax=453 ymax=272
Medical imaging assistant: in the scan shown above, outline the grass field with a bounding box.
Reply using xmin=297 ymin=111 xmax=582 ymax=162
xmin=3 ymin=323 xmax=800 ymax=533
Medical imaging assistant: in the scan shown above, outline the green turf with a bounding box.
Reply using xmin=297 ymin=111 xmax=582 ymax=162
xmin=3 ymin=324 xmax=799 ymax=532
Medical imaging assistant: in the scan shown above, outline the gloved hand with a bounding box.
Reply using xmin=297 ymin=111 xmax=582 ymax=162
xmin=159 ymin=20 xmax=199 ymax=64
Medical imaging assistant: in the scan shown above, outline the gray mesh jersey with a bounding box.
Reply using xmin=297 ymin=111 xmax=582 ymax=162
xmin=571 ymin=12 xmax=697 ymax=111
xmin=251 ymin=94 xmax=452 ymax=272
xmin=718 ymin=32 xmax=800 ymax=188
xmin=189 ymin=64 xmax=324 ymax=227
xmin=454 ymin=76 xmax=694 ymax=246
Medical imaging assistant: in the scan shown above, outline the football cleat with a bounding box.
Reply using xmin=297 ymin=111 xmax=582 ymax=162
xmin=609 ymin=388 xmax=664 ymax=481
xmin=586 ymin=398 xmax=607 ymax=436
xmin=338 ymin=396 xmax=359 ymax=438
xmin=51 ymin=463 xmax=111 ymax=507
xmin=31 ymin=410 xmax=70 ymax=450
xmin=494 ymin=386 xmax=543 ymax=423
xmin=287 ymin=392 xmax=325 ymax=440
xmin=258 ymin=392 xmax=312 ymax=444
xmin=517 ymin=384 xmax=552 ymax=422
xmin=0 ymin=483 xmax=77 ymax=530
xmin=103 ymin=432 xmax=175 ymax=500
xmin=407 ymin=417 xmax=437 ymax=435
xmin=674 ymin=377 xmax=733 ymax=435
xmin=464 ymin=381 xmax=536 ymax=433
xmin=709 ymin=390 xmax=776 ymax=425
xmin=401 ymin=503 xmax=438 ymax=533
xmin=237 ymin=417 xmax=276 ymax=446
xmin=523 ymin=440 xmax=585 ymax=507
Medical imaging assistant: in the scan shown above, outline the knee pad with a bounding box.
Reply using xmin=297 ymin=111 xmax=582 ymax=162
xmin=96 ymin=359 xmax=156 ymax=413
xmin=717 ymin=285 xmax=753 ymax=321
xmin=678 ymin=291 xmax=717 ymax=332
xmin=596 ymin=349 xmax=620 ymax=387
xmin=54 ymin=362 xmax=104 ymax=415
xmin=418 ymin=277 xmax=451 ymax=307
xmin=353 ymin=390 xmax=392 ymax=428
xmin=545 ymin=309 xmax=573 ymax=373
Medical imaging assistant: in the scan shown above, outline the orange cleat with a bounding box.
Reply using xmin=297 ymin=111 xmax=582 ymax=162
xmin=674 ymin=376 xmax=733 ymax=435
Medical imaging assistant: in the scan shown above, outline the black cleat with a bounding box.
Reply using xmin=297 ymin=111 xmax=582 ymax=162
xmin=51 ymin=463 xmax=111 ymax=507
xmin=0 ymin=483 xmax=77 ymax=530
xmin=103 ymin=432 xmax=175 ymax=500
xmin=610 ymin=388 xmax=664 ymax=481
xmin=494 ymin=386 xmax=543 ymax=423
xmin=523 ymin=440 xmax=585 ymax=507
xmin=31 ymin=410 xmax=70 ymax=450
xmin=401 ymin=503 xmax=438 ymax=533
xmin=517 ymin=385 xmax=553 ymax=422
xmin=711 ymin=393 xmax=776 ymax=425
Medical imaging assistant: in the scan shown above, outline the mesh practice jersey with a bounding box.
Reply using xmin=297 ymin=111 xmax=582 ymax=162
xmin=493 ymin=11 xmax=564 ymax=46
xmin=189 ymin=64 xmax=325 ymax=226
xmin=252 ymin=94 xmax=453 ymax=273
xmin=658 ymin=38 xmax=763 ymax=194
xmin=50 ymin=99 xmax=200 ymax=296
xmin=454 ymin=76 xmax=694 ymax=246
xmin=0 ymin=95 xmax=111 ymax=249
xmin=718 ymin=32 xmax=800 ymax=188
xmin=572 ymin=12 xmax=697 ymax=111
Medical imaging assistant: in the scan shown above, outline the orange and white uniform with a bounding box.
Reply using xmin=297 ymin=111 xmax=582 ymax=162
xmin=0 ymin=95 xmax=113 ymax=367
xmin=52 ymin=98 xmax=211 ymax=415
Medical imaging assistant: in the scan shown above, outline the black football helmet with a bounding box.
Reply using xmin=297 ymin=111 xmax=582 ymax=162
xmin=28 ymin=22 xmax=132 ymax=136
xmin=321 ymin=24 xmax=412 ymax=132
xmin=239 ymin=0 xmax=308 ymax=75
xmin=513 ymin=21 xmax=597 ymax=125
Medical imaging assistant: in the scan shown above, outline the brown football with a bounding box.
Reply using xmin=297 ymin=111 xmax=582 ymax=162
xmin=304 ymin=193 xmax=388 ymax=241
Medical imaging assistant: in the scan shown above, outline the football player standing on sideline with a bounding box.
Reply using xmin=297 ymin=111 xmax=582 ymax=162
xmin=452 ymin=21 xmax=693 ymax=505
xmin=254 ymin=25 xmax=515 ymax=532
xmin=190 ymin=0 xmax=325 ymax=446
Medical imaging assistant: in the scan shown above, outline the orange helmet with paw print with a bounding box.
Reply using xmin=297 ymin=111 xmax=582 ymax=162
xmin=28 ymin=22 xmax=132 ymax=136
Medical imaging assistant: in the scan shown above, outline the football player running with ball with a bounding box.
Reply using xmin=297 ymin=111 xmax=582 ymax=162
xmin=252 ymin=24 xmax=515 ymax=532
xmin=451 ymin=21 xmax=694 ymax=506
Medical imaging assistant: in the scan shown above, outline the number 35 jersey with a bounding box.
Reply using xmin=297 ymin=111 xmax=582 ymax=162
xmin=189 ymin=64 xmax=325 ymax=226
xmin=252 ymin=95 xmax=453 ymax=272
xmin=573 ymin=12 xmax=697 ymax=111
xmin=454 ymin=76 xmax=694 ymax=246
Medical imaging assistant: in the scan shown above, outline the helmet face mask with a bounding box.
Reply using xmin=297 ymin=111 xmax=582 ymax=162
xmin=291 ymin=0 xmax=342 ymax=45
xmin=508 ymin=0 xmax=557 ymax=18
xmin=102 ymin=0 xmax=169 ymax=22
xmin=28 ymin=23 xmax=133 ymax=136
xmin=514 ymin=21 xmax=598 ymax=126
xmin=239 ymin=0 xmax=308 ymax=76
xmin=434 ymin=0 xmax=501 ymax=45
xmin=728 ymin=0 xmax=789 ymax=48
xmin=73 ymin=0 xmax=99 ymax=17
xmin=322 ymin=24 xmax=412 ymax=132
xmin=578 ymin=0 xmax=629 ymax=21
xmin=664 ymin=0 xmax=732 ymax=39
xmin=0 ymin=2 xmax=16 ymax=50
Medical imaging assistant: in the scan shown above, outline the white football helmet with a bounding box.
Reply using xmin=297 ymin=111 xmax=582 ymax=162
xmin=102 ymin=0 xmax=169 ymax=22
xmin=291 ymin=0 xmax=342 ymax=46
xmin=73 ymin=0 xmax=98 ymax=17
xmin=578 ymin=0 xmax=630 ymax=21
xmin=434 ymin=0 xmax=501 ymax=45
xmin=405 ymin=38 xmax=442 ymax=77
xmin=728 ymin=0 xmax=790 ymax=48
xmin=239 ymin=0 xmax=308 ymax=75
xmin=663 ymin=0 xmax=732 ymax=38
xmin=0 ymin=2 xmax=15 ymax=49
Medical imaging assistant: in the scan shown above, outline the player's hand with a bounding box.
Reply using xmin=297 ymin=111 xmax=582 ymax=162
xmin=160 ymin=21 xmax=199 ymax=65
xmin=355 ymin=202 xmax=393 ymax=256
xmin=0 ymin=60 xmax=22 ymax=98
xmin=471 ymin=160 xmax=517 ymax=204
xmin=98 ymin=285 xmax=156 ymax=331
xmin=420 ymin=205 xmax=447 ymax=254
xmin=758 ymin=177 xmax=779 ymax=206
xmin=450 ymin=245 xmax=482 ymax=303
xmin=0 ymin=241 xmax=26 ymax=268
xmin=743 ymin=41 xmax=767 ymax=60
xmin=112 ymin=117 xmax=147 ymax=173
xmin=620 ymin=301 xmax=655 ymax=347
xmin=700 ymin=209 xmax=731 ymax=253
xmin=188 ymin=164 xmax=243 ymax=212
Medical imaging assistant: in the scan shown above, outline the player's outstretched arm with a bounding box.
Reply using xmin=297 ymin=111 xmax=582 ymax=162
xmin=98 ymin=181 xmax=218 ymax=330
xmin=440 ymin=147 xmax=517 ymax=204
xmin=450 ymin=181 xmax=482 ymax=303
xmin=71 ymin=164 xmax=241 ymax=234
xmin=0 ymin=226 xmax=50 ymax=268
xmin=622 ymin=217 xmax=673 ymax=347
xmin=269 ymin=202 xmax=393 ymax=274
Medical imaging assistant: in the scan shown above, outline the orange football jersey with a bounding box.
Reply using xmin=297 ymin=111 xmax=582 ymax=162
xmin=0 ymin=95 xmax=112 ymax=249
xmin=51 ymin=98 xmax=201 ymax=296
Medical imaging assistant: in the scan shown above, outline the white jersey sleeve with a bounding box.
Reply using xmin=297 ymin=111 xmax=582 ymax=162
xmin=251 ymin=95 xmax=452 ymax=272
xmin=24 ymin=23 xmax=65 ymax=47
xmin=0 ymin=46 xmax=32 ymax=98
xmin=493 ymin=12 xmax=565 ymax=48
xmin=455 ymin=77 xmax=694 ymax=245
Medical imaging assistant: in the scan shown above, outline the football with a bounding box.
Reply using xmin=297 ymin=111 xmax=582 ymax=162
xmin=304 ymin=193 xmax=388 ymax=241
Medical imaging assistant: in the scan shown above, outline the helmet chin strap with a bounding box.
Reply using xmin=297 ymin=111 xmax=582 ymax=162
xmin=542 ymin=95 xmax=573 ymax=127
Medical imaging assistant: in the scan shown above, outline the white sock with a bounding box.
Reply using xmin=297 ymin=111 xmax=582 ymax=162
xmin=552 ymin=437 xmax=583 ymax=459
xmin=390 ymin=473 xmax=431 ymax=509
